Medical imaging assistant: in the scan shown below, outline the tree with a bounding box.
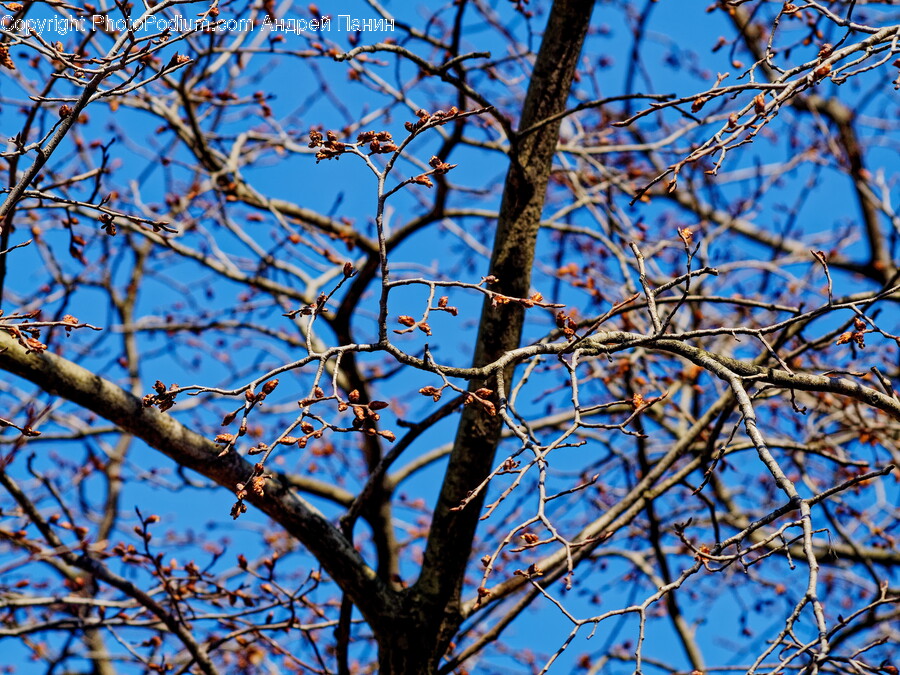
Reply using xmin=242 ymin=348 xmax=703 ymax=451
xmin=1 ymin=0 xmax=899 ymax=672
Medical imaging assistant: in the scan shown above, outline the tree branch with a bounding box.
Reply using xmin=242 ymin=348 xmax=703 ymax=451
xmin=0 ymin=329 xmax=397 ymax=630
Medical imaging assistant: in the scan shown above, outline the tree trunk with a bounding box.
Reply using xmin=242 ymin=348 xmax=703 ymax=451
xmin=386 ymin=0 xmax=596 ymax=671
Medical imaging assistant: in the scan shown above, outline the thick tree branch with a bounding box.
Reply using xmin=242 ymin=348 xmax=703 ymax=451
xmin=0 ymin=329 xmax=397 ymax=630
xmin=402 ymin=0 xmax=596 ymax=668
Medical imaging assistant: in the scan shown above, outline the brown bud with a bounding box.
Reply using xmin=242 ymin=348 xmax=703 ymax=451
xmin=813 ymin=62 xmax=831 ymax=79
xmin=753 ymin=93 xmax=766 ymax=114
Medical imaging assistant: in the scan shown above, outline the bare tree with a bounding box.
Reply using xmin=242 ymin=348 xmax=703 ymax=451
xmin=1 ymin=1 xmax=899 ymax=673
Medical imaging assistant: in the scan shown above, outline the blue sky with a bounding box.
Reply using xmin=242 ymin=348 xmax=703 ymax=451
xmin=2 ymin=0 xmax=899 ymax=673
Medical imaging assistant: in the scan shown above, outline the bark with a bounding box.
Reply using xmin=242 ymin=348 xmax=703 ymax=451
xmin=0 ymin=329 xmax=395 ymax=631
xmin=0 ymin=1 xmax=596 ymax=671
xmin=376 ymin=1 xmax=596 ymax=671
